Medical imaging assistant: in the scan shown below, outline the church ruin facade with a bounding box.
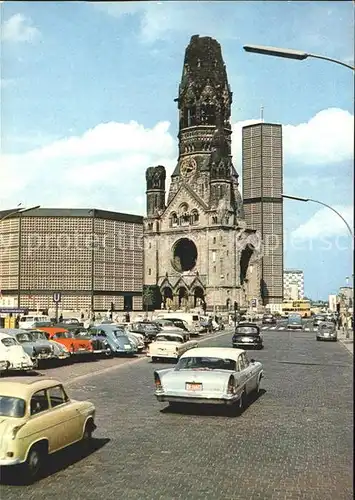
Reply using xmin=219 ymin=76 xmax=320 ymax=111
xmin=143 ymin=35 xmax=262 ymax=311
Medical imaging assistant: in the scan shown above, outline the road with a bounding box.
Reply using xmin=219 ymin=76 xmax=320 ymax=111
xmin=1 ymin=326 xmax=353 ymax=500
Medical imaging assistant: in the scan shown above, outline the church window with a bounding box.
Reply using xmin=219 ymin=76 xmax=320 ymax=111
xmin=226 ymin=250 xmax=229 ymax=256
xmin=148 ymin=223 xmax=153 ymax=231
xmin=154 ymin=194 xmax=158 ymax=207
xmin=212 ymin=250 xmax=216 ymax=263
xmin=212 ymin=216 xmax=217 ymax=224
xmin=191 ymin=210 xmax=199 ymax=224
xmin=213 ymin=266 xmax=216 ymax=273
xmin=201 ymin=103 xmax=216 ymax=125
xmin=149 ymin=242 xmax=151 ymax=249
xmin=213 ymin=237 xmax=216 ymax=244
xmin=148 ymin=268 xmax=152 ymax=276
xmin=170 ymin=212 xmax=178 ymax=227
xmin=187 ymin=106 xmax=196 ymax=126
xmin=225 ymin=216 xmax=229 ymax=224
xmin=227 ymin=273 xmax=230 ymax=280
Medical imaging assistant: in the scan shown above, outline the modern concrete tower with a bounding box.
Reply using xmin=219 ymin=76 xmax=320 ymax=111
xmin=143 ymin=35 xmax=262 ymax=311
xmin=242 ymin=122 xmax=283 ymax=305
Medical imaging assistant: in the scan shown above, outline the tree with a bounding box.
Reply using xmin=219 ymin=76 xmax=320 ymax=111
xmin=143 ymin=286 xmax=154 ymax=313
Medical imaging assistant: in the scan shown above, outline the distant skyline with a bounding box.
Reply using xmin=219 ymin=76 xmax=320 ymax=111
xmin=1 ymin=1 xmax=353 ymax=300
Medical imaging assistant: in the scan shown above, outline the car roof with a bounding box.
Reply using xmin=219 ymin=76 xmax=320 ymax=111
xmin=236 ymin=322 xmax=259 ymax=328
xmin=180 ymin=347 xmax=244 ymax=361
xmin=0 ymin=377 xmax=64 ymax=399
xmin=0 ymin=328 xmax=28 ymax=334
xmin=157 ymin=331 xmax=184 ymax=337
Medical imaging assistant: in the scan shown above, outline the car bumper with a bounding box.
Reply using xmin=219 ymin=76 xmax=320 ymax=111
xmin=0 ymin=457 xmax=23 ymax=466
xmin=147 ymin=353 xmax=178 ymax=359
xmin=8 ymin=362 xmax=34 ymax=370
xmin=287 ymin=326 xmax=303 ymax=329
xmin=316 ymin=335 xmax=337 ymax=341
xmin=232 ymin=342 xmax=262 ymax=348
xmin=156 ymin=393 xmax=240 ymax=405
xmin=73 ymin=349 xmax=94 ymax=355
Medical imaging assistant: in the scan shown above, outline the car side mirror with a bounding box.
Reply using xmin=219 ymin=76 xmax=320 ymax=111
xmin=250 ymin=358 xmax=256 ymax=363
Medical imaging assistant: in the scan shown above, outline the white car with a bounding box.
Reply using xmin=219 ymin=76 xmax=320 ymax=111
xmin=0 ymin=332 xmax=34 ymax=371
xmin=18 ymin=315 xmax=51 ymax=330
xmin=148 ymin=331 xmax=198 ymax=362
xmin=154 ymin=347 xmax=263 ymax=411
xmin=49 ymin=340 xmax=71 ymax=360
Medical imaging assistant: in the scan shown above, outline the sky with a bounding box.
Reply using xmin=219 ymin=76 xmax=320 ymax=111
xmin=0 ymin=0 xmax=354 ymax=300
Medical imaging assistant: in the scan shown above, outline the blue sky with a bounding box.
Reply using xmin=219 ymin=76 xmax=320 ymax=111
xmin=1 ymin=1 xmax=354 ymax=300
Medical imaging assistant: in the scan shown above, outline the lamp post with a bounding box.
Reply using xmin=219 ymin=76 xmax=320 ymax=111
xmin=283 ymin=194 xmax=354 ymax=336
xmin=213 ymin=274 xmax=224 ymax=316
xmin=281 ymin=194 xmax=353 ymax=238
xmin=243 ymin=45 xmax=355 ymax=71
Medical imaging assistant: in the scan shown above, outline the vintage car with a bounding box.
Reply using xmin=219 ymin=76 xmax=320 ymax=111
xmin=148 ymin=331 xmax=198 ymax=362
xmin=262 ymin=314 xmax=276 ymax=325
xmin=38 ymin=327 xmax=94 ymax=356
xmin=0 ymin=377 xmax=96 ymax=481
xmin=72 ymin=328 xmax=110 ymax=355
xmin=154 ymin=347 xmax=263 ymax=411
xmin=287 ymin=314 xmax=303 ymax=330
xmin=48 ymin=340 xmax=71 ymax=361
xmin=129 ymin=322 xmax=161 ymax=343
xmin=0 ymin=329 xmax=55 ymax=367
xmin=313 ymin=315 xmax=326 ymax=327
xmin=18 ymin=315 xmax=51 ymax=330
xmin=316 ymin=321 xmax=338 ymax=341
xmin=232 ymin=323 xmax=263 ymax=349
xmin=0 ymin=332 xmax=34 ymax=372
xmin=87 ymin=325 xmax=137 ymax=356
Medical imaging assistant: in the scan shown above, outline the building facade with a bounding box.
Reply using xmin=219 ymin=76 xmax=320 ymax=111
xmin=0 ymin=208 xmax=143 ymax=312
xmin=242 ymin=122 xmax=283 ymax=305
xmin=143 ymin=35 xmax=262 ymax=311
xmin=283 ymin=269 xmax=304 ymax=300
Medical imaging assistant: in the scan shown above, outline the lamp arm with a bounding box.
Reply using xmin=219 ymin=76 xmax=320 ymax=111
xmin=309 ymin=198 xmax=353 ymax=238
xmin=308 ymin=53 xmax=355 ymax=71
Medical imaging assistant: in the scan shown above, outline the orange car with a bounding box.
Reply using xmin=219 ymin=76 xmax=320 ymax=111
xmin=38 ymin=327 xmax=94 ymax=355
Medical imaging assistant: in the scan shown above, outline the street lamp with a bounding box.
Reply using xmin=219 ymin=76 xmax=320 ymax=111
xmin=0 ymin=205 xmax=41 ymax=223
xmin=243 ymin=45 xmax=355 ymax=71
xmin=281 ymin=194 xmax=353 ymax=238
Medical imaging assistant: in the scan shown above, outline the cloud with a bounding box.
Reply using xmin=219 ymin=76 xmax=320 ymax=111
xmin=0 ymin=108 xmax=353 ymax=214
xmin=291 ymin=205 xmax=353 ymax=240
xmin=1 ymin=13 xmax=41 ymax=43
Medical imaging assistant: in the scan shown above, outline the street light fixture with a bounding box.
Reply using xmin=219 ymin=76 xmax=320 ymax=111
xmin=0 ymin=205 xmax=41 ymax=223
xmin=281 ymin=194 xmax=353 ymax=238
xmin=243 ymin=44 xmax=355 ymax=71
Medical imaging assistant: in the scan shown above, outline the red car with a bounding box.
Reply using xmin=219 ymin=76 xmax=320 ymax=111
xmin=38 ymin=327 xmax=94 ymax=355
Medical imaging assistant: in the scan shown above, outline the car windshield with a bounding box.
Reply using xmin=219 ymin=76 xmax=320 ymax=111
xmin=156 ymin=335 xmax=183 ymax=343
xmin=1 ymin=337 xmax=17 ymax=347
xmin=16 ymin=333 xmax=32 ymax=343
xmin=176 ymin=356 xmax=236 ymax=371
xmin=112 ymin=329 xmax=126 ymax=338
xmin=0 ymin=396 xmax=26 ymax=418
xmin=29 ymin=331 xmax=47 ymax=341
xmin=235 ymin=327 xmax=259 ymax=335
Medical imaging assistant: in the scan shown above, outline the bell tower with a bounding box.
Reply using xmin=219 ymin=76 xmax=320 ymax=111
xmin=145 ymin=165 xmax=166 ymax=218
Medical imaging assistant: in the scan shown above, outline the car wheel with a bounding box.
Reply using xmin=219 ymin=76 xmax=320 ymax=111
xmin=82 ymin=420 xmax=95 ymax=447
xmin=25 ymin=443 xmax=47 ymax=482
xmin=255 ymin=377 xmax=261 ymax=394
xmin=239 ymin=390 xmax=247 ymax=411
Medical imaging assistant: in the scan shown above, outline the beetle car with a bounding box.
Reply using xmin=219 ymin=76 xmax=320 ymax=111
xmin=262 ymin=314 xmax=276 ymax=325
xmin=154 ymin=347 xmax=263 ymax=411
xmin=232 ymin=323 xmax=263 ymax=349
xmin=316 ymin=321 xmax=337 ymax=342
xmin=0 ymin=333 xmax=34 ymax=372
xmin=87 ymin=325 xmax=137 ymax=356
xmin=287 ymin=314 xmax=303 ymax=330
xmin=148 ymin=331 xmax=198 ymax=362
xmin=0 ymin=377 xmax=96 ymax=481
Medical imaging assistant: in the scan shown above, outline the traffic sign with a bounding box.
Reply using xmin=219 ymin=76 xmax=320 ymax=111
xmin=53 ymin=292 xmax=62 ymax=303
xmin=250 ymin=299 xmax=257 ymax=307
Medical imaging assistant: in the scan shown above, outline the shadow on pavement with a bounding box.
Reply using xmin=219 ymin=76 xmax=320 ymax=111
xmin=160 ymin=389 xmax=266 ymax=418
xmin=0 ymin=437 xmax=110 ymax=486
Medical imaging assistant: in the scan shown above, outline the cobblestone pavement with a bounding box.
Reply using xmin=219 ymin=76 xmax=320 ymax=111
xmin=1 ymin=328 xmax=353 ymax=500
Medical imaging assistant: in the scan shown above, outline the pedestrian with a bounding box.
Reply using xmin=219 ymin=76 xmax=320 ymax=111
xmin=59 ymin=313 xmax=63 ymax=322
xmin=207 ymin=316 xmax=213 ymax=334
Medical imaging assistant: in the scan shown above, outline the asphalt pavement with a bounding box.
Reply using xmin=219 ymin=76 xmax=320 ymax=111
xmin=0 ymin=325 xmax=353 ymax=500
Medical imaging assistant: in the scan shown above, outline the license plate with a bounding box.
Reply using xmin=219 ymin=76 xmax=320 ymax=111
xmin=124 ymin=344 xmax=131 ymax=349
xmin=323 ymin=333 xmax=329 ymax=337
xmin=243 ymin=338 xmax=253 ymax=342
xmin=186 ymin=383 xmax=202 ymax=391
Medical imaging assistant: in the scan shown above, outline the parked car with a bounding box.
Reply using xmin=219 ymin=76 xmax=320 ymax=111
xmin=1 ymin=329 xmax=55 ymax=367
xmin=48 ymin=339 xmax=71 ymax=361
xmin=129 ymin=322 xmax=161 ymax=343
xmin=287 ymin=314 xmax=303 ymax=330
xmin=18 ymin=315 xmax=51 ymax=330
xmin=153 ymin=347 xmax=263 ymax=411
xmin=38 ymin=327 xmax=94 ymax=356
xmin=316 ymin=321 xmax=337 ymax=341
xmin=232 ymin=323 xmax=263 ymax=349
xmin=55 ymin=318 xmax=84 ymax=328
xmin=155 ymin=318 xmax=191 ymax=333
xmin=72 ymin=328 xmax=110 ymax=355
xmin=148 ymin=331 xmax=198 ymax=362
xmin=0 ymin=377 xmax=96 ymax=481
xmin=0 ymin=332 xmax=34 ymax=372
xmin=262 ymin=314 xmax=276 ymax=325
xmin=87 ymin=325 xmax=137 ymax=356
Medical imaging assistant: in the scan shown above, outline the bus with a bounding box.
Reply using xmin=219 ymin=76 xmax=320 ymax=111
xmin=282 ymin=300 xmax=311 ymax=318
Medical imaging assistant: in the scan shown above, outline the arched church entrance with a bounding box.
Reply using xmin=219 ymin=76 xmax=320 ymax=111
xmin=193 ymin=286 xmax=205 ymax=308
xmin=177 ymin=287 xmax=188 ymax=308
xmin=162 ymin=287 xmax=173 ymax=308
